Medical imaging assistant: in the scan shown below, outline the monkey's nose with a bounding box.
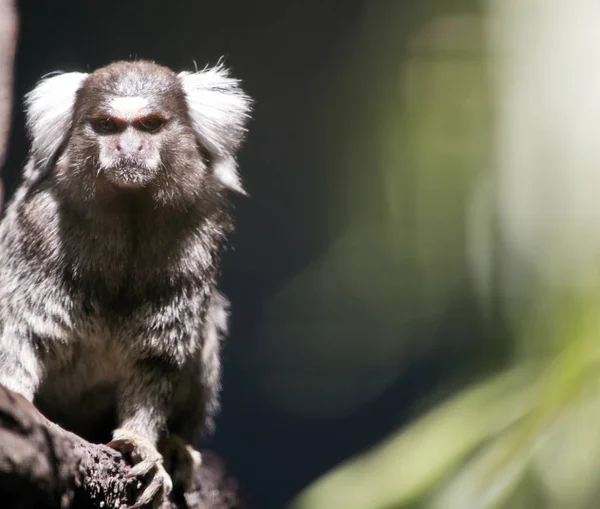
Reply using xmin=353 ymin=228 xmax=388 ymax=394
xmin=115 ymin=142 xmax=144 ymax=154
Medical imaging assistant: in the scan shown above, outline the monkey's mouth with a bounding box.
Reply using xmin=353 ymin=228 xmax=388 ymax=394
xmin=101 ymin=162 xmax=156 ymax=189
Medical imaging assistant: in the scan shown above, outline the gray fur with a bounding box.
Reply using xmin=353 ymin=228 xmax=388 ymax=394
xmin=0 ymin=60 xmax=251 ymax=450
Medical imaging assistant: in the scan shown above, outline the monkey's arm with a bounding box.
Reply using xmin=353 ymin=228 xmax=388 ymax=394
xmin=169 ymin=290 xmax=229 ymax=444
xmin=0 ymin=190 xmax=72 ymax=403
xmin=0 ymin=322 xmax=41 ymax=401
xmin=0 ymin=232 xmax=59 ymax=402
xmin=109 ymin=357 xmax=178 ymax=507
xmin=162 ymin=291 xmax=229 ymax=490
xmin=109 ymin=288 xmax=208 ymax=507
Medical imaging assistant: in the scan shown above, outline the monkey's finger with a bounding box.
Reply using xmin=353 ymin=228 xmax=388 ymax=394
xmin=127 ymin=458 xmax=159 ymax=479
xmin=108 ymin=433 xmax=162 ymax=467
xmin=107 ymin=437 xmax=135 ymax=455
xmin=131 ymin=464 xmax=173 ymax=508
xmin=130 ymin=483 xmax=162 ymax=509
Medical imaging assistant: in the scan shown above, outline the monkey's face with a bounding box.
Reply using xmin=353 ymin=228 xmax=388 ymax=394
xmin=80 ymin=93 xmax=202 ymax=192
xmin=87 ymin=98 xmax=169 ymax=189
xmin=27 ymin=60 xmax=250 ymax=207
xmin=57 ymin=62 xmax=210 ymax=205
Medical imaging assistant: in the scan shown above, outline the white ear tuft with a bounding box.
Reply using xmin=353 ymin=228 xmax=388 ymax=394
xmin=213 ymin=157 xmax=247 ymax=195
xmin=179 ymin=64 xmax=252 ymax=192
xmin=25 ymin=72 xmax=88 ymax=165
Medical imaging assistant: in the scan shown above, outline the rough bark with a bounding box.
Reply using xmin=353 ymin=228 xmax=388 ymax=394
xmin=0 ymin=386 xmax=246 ymax=509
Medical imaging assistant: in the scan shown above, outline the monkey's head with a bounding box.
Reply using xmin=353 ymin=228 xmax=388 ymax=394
xmin=24 ymin=60 xmax=251 ymax=207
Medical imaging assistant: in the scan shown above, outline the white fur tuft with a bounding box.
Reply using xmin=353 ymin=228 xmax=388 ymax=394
xmin=178 ymin=64 xmax=252 ymax=193
xmin=213 ymin=157 xmax=246 ymax=195
xmin=25 ymin=72 xmax=88 ymax=166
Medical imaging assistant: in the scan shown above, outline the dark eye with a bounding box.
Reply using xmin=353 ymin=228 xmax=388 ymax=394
xmin=92 ymin=117 xmax=120 ymax=134
xmin=137 ymin=116 xmax=165 ymax=133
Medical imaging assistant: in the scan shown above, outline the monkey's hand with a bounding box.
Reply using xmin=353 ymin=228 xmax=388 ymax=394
xmin=160 ymin=434 xmax=202 ymax=491
xmin=109 ymin=428 xmax=173 ymax=508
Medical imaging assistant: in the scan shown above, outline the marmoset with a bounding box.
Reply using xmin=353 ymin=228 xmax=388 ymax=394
xmin=0 ymin=60 xmax=251 ymax=507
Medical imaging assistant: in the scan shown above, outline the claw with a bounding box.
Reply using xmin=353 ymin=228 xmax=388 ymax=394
xmin=130 ymin=463 xmax=173 ymax=508
xmin=108 ymin=428 xmax=173 ymax=508
xmin=159 ymin=434 xmax=203 ymax=491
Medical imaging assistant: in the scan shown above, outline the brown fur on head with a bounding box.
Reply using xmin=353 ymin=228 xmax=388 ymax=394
xmin=24 ymin=60 xmax=252 ymax=209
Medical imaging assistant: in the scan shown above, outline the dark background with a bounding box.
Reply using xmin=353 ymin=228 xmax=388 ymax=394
xmin=5 ymin=1 xmax=488 ymax=508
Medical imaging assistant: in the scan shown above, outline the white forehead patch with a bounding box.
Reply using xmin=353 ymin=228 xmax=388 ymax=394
xmin=109 ymin=96 xmax=149 ymax=119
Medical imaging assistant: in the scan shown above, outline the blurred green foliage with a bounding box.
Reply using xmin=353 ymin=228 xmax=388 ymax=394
xmin=284 ymin=0 xmax=600 ymax=507
xmin=291 ymin=290 xmax=600 ymax=509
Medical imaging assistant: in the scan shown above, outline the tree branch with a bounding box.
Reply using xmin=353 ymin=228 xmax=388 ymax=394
xmin=0 ymin=386 xmax=246 ymax=509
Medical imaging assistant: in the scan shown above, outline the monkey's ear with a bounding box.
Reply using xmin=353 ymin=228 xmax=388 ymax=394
xmin=24 ymin=72 xmax=89 ymax=165
xmin=178 ymin=65 xmax=252 ymax=194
